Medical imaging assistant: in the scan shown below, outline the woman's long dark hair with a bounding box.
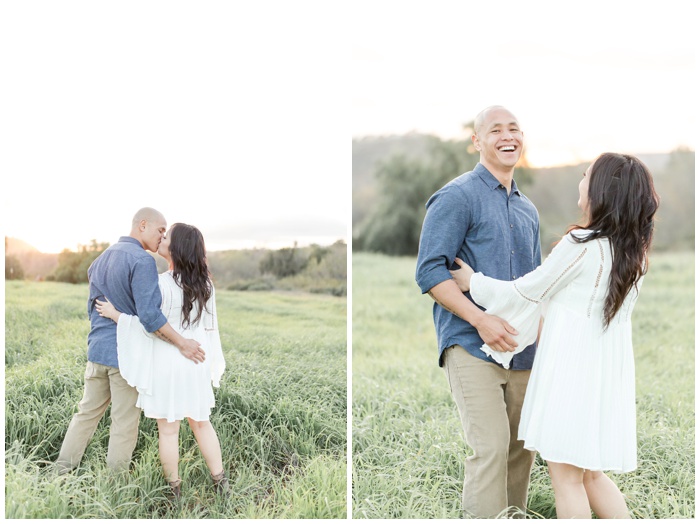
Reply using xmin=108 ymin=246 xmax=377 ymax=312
xmin=169 ymin=223 xmax=212 ymax=328
xmin=569 ymin=152 xmax=659 ymax=327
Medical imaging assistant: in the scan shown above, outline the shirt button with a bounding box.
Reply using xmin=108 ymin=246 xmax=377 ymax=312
xmin=510 ymin=224 xmax=514 ymax=228
xmin=512 ymin=275 xmax=516 ymax=279
xmin=511 ymin=250 xmax=515 ymax=254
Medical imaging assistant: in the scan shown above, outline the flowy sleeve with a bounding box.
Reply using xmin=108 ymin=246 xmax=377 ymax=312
xmin=470 ymin=232 xmax=589 ymax=368
xmin=204 ymin=287 xmax=226 ymax=388
xmin=116 ymin=314 xmax=155 ymax=395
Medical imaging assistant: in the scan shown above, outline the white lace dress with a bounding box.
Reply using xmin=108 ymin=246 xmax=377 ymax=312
xmin=470 ymin=230 xmax=640 ymax=472
xmin=116 ymin=271 xmax=226 ymax=422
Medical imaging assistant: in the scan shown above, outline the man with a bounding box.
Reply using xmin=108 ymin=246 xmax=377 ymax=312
xmin=56 ymin=207 xmax=206 ymax=473
xmin=415 ymin=106 xmax=541 ymax=518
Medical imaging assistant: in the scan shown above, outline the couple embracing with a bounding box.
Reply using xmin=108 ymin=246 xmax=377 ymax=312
xmin=416 ymin=106 xmax=659 ymax=518
xmin=55 ymin=208 xmax=228 ymax=500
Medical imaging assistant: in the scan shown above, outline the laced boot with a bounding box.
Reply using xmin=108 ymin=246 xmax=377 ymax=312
xmin=167 ymin=478 xmax=182 ymax=503
xmin=211 ymin=470 xmax=231 ymax=497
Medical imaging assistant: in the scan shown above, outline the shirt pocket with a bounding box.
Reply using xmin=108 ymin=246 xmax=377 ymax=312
xmin=514 ymin=222 xmax=537 ymax=265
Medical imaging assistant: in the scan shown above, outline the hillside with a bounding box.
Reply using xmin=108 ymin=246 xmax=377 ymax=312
xmin=6 ymin=238 xmax=59 ymax=280
xmin=6 ymin=238 xmax=40 ymax=254
xmin=352 ymin=134 xmax=694 ymax=253
xmin=5 ymin=237 xmax=347 ymax=295
xmin=352 ymin=134 xmax=436 ymax=226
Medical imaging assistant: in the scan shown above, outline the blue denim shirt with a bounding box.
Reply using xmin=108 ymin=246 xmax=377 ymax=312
xmin=87 ymin=236 xmax=167 ymax=368
xmin=416 ymin=163 xmax=542 ymax=369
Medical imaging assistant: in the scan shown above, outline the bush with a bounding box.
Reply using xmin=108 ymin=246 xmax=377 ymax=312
xmin=5 ymin=255 xmax=24 ymax=280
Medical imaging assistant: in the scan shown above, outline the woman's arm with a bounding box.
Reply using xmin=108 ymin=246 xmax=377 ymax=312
xmin=449 ymin=257 xmax=474 ymax=292
xmin=97 ymin=297 xmax=205 ymax=364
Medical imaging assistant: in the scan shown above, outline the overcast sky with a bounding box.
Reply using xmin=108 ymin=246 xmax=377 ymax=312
xmin=2 ymin=1 xmax=347 ymax=253
xmin=352 ymin=0 xmax=696 ymax=167
xmin=2 ymin=2 xmax=696 ymax=253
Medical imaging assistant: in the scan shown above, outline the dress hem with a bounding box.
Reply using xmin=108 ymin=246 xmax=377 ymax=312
xmin=524 ymin=445 xmax=637 ymax=474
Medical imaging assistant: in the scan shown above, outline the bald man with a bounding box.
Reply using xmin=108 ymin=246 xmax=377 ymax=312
xmin=416 ymin=106 xmax=542 ymax=517
xmin=56 ymin=208 xmax=206 ymax=473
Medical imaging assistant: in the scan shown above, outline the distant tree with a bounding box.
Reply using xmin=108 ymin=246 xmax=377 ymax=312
xmin=356 ymin=135 xmax=483 ymax=256
xmin=650 ymin=147 xmax=694 ymax=251
xmin=259 ymin=242 xmax=308 ymax=278
xmin=309 ymin=244 xmax=330 ymax=265
xmin=51 ymin=240 xmax=109 ymax=284
xmin=5 ymin=255 xmax=24 ymax=280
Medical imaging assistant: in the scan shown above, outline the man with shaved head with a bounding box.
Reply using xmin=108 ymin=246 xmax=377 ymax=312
xmin=56 ymin=207 xmax=206 ymax=473
xmin=416 ymin=106 xmax=542 ymax=517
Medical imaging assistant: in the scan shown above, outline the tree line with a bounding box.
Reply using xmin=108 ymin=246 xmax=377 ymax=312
xmin=5 ymin=238 xmax=347 ymax=296
xmin=353 ymin=133 xmax=694 ymax=256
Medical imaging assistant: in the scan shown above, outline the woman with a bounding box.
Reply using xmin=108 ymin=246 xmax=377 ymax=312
xmin=96 ymin=223 xmax=228 ymax=500
xmin=451 ymin=153 xmax=659 ymax=518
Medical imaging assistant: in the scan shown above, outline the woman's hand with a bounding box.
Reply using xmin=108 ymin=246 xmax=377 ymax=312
xmin=95 ymin=298 xmax=121 ymax=323
xmin=449 ymin=257 xmax=475 ymax=292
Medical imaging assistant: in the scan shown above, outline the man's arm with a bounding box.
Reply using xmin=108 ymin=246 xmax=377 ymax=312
xmin=428 ymin=279 xmax=519 ymax=353
xmin=96 ymin=296 xmax=206 ymax=364
xmin=131 ymin=259 xmax=205 ymax=364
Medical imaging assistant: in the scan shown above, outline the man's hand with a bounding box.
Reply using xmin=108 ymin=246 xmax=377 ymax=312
xmin=472 ymin=312 xmax=518 ymax=353
xmin=428 ymin=279 xmax=519 ymax=353
xmin=178 ymin=338 xmax=206 ymax=363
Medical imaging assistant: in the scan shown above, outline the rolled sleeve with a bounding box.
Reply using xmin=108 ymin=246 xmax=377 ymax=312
xmin=416 ymin=187 xmax=470 ymax=294
xmin=131 ymin=258 xmax=167 ymax=333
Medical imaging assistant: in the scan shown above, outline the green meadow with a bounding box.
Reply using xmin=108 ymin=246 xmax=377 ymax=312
xmin=5 ymin=281 xmax=347 ymax=519
xmin=352 ymin=251 xmax=694 ymax=519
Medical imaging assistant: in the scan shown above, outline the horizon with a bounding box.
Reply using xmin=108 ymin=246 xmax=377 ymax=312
xmin=6 ymin=234 xmax=347 ymax=256
xmin=352 ymin=133 xmax=692 ymax=170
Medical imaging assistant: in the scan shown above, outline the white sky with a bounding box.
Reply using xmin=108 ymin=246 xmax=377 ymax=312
xmin=2 ymin=1 xmax=348 ymax=253
xmin=352 ymin=0 xmax=696 ymax=168
xmin=1 ymin=2 xmax=696 ymax=253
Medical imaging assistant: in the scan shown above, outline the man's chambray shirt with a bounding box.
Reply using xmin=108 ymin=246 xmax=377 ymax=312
xmin=416 ymin=163 xmax=542 ymax=370
xmin=87 ymin=236 xmax=167 ymax=368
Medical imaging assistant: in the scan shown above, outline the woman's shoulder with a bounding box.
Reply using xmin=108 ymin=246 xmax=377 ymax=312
xmin=567 ymin=228 xmax=592 ymax=237
xmin=555 ymin=230 xmax=594 ymax=251
xmin=158 ymin=271 xmax=178 ymax=286
xmin=564 ymin=228 xmax=607 ymax=242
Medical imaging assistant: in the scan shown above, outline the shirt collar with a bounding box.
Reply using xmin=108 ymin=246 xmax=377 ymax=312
xmin=474 ymin=162 xmax=521 ymax=196
xmin=119 ymin=236 xmax=145 ymax=248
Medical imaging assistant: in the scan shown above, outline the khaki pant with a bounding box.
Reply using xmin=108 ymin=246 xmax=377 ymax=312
xmin=56 ymin=361 xmax=141 ymax=472
xmin=442 ymin=345 xmax=535 ymax=518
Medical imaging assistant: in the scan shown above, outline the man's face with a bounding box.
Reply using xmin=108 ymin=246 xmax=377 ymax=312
xmin=158 ymin=225 xmax=174 ymax=258
xmin=472 ymin=108 xmax=523 ymax=172
xmin=142 ymin=217 xmax=167 ymax=253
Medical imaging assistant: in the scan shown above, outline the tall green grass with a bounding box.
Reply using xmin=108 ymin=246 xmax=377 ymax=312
xmin=352 ymin=251 xmax=694 ymax=519
xmin=5 ymin=281 xmax=347 ymax=519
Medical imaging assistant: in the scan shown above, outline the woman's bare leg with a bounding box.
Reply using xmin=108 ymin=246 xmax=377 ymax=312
xmin=583 ymin=469 xmax=630 ymax=518
xmin=187 ymin=418 xmax=224 ymax=475
xmin=156 ymin=419 xmax=181 ymax=482
xmin=547 ymin=461 xmax=591 ymax=519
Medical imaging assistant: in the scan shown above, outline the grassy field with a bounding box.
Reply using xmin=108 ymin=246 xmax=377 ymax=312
xmin=5 ymin=280 xmax=347 ymax=519
xmin=352 ymin=251 xmax=694 ymax=519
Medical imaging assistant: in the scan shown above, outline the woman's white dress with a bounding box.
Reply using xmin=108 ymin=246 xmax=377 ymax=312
xmin=116 ymin=271 xmax=226 ymax=423
xmin=470 ymin=230 xmax=640 ymax=473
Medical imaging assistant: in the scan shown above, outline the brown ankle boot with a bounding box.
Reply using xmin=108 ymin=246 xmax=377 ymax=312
xmin=168 ymin=479 xmax=182 ymax=502
xmin=211 ymin=470 xmax=230 ymax=496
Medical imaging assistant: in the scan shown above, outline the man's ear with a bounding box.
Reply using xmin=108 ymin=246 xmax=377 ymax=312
xmin=472 ymin=134 xmax=480 ymax=152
